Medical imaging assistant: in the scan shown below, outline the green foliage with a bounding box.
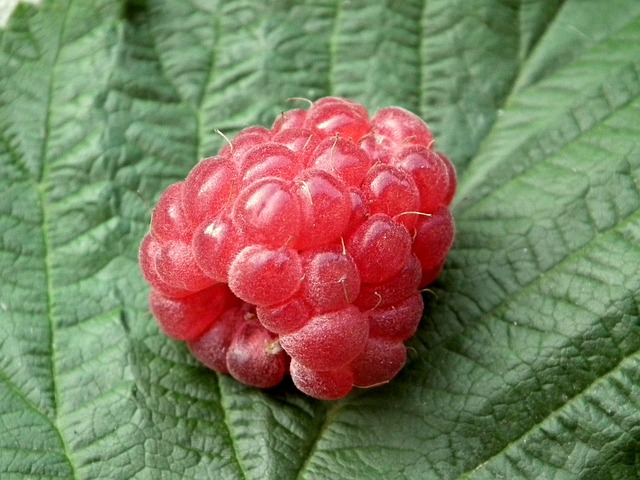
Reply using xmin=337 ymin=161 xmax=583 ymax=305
xmin=1 ymin=0 xmax=639 ymax=478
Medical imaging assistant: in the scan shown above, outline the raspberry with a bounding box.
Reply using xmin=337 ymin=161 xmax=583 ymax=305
xmin=354 ymin=253 xmax=422 ymax=310
xmin=139 ymin=235 xmax=191 ymax=298
xmin=272 ymin=128 xmax=319 ymax=163
xmin=393 ymin=146 xmax=455 ymax=213
xmin=255 ymin=295 xmax=312 ymax=334
xmin=367 ymin=292 xmax=424 ymax=342
xmin=188 ymin=305 xmax=288 ymax=388
xmin=155 ymin=239 xmax=216 ymax=292
xmin=305 ymin=97 xmax=370 ymax=141
xmin=151 ymin=182 xmax=192 ymax=241
xmin=139 ymin=97 xmax=456 ymax=399
xmin=413 ymin=207 xmax=455 ymax=273
xmin=192 ymin=215 xmax=244 ymax=283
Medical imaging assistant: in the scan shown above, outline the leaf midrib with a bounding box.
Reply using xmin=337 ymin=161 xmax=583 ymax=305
xmin=36 ymin=0 xmax=78 ymax=477
xmin=294 ymin=401 xmax=345 ymax=480
xmin=38 ymin=185 xmax=78 ymax=478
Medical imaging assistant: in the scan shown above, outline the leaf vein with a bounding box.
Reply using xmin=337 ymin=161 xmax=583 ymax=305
xmin=294 ymin=401 xmax=344 ymax=480
xmin=458 ymin=66 xmax=640 ymax=213
xmin=460 ymin=350 xmax=640 ymax=477
xmin=215 ymin=378 xmax=248 ymax=480
xmin=32 ymin=2 xmax=80 ymax=477
xmin=439 ymin=196 xmax=640 ymax=353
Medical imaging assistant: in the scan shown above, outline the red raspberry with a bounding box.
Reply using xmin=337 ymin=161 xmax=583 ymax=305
xmin=139 ymin=97 xmax=456 ymax=399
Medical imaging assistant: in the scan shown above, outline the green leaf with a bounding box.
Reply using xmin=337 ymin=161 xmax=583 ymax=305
xmin=1 ymin=0 xmax=639 ymax=479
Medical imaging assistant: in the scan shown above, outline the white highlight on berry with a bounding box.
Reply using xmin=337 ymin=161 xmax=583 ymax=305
xmin=204 ymin=220 xmax=220 ymax=237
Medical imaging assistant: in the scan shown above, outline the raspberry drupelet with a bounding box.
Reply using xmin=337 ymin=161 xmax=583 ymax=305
xmin=139 ymin=97 xmax=456 ymax=400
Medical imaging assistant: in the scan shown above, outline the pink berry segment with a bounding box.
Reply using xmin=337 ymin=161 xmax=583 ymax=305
xmin=413 ymin=207 xmax=455 ymax=271
xmin=294 ymin=169 xmax=351 ymax=250
xmin=302 ymin=245 xmax=361 ymax=313
xmin=188 ymin=306 xmax=241 ymax=374
xmin=290 ymin=360 xmax=354 ymax=400
xmin=310 ymin=136 xmax=372 ymax=186
xmin=361 ymin=163 xmax=420 ymax=220
xmin=279 ymin=306 xmax=369 ymax=371
xmin=367 ymin=292 xmax=424 ymax=342
xmin=139 ymin=97 xmax=456 ymax=399
xmin=151 ymin=182 xmax=191 ymax=241
xmin=149 ymin=284 xmax=231 ymax=341
xmin=371 ymin=106 xmax=434 ymax=151
xmin=156 ymin=239 xmax=215 ymax=292
xmin=272 ymin=128 xmax=319 ymax=164
xmin=305 ymin=97 xmax=370 ymax=142
xmin=238 ymin=143 xmax=302 ymax=184
xmin=256 ymin=295 xmax=312 ymax=335
xmin=139 ymin=234 xmax=191 ymax=298
xmin=272 ymin=108 xmax=307 ymax=132
xmin=226 ymin=320 xmax=288 ymax=389
xmin=393 ymin=146 xmax=454 ymax=213
xmin=355 ymin=253 xmax=422 ymax=310
xmin=351 ymin=338 xmax=407 ymax=388
xmin=182 ymin=158 xmax=236 ymax=227
xmin=192 ymin=215 xmax=244 ymax=283
xmin=232 ymin=177 xmax=300 ymax=246
xmin=228 ymin=245 xmax=303 ymax=307
xmin=348 ymin=214 xmax=412 ymax=283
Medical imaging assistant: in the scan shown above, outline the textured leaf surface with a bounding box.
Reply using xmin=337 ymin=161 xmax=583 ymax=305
xmin=1 ymin=0 xmax=639 ymax=478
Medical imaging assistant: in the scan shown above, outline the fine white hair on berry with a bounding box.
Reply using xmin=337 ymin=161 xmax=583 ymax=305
xmin=214 ymin=128 xmax=233 ymax=151
xmin=286 ymin=96 xmax=314 ymax=107
xmin=396 ymin=211 xmax=432 ymax=217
